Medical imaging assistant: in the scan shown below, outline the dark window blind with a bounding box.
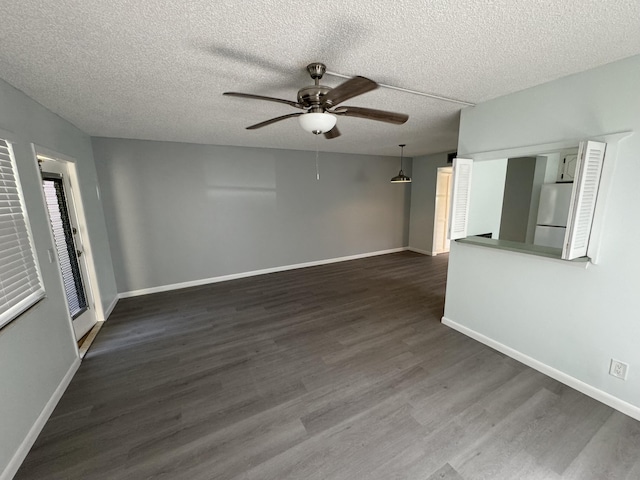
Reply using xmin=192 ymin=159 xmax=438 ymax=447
xmin=42 ymin=177 xmax=87 ymax=318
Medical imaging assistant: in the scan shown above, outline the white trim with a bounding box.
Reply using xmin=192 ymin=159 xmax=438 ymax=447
xmin=119 ymin=248 xmax=408 ymax=299
xmin=441 ymin=317 xmax=640 ymax=421
xmin=407 ymin=247 xmax=435 ymax=256
xmin=1 ymin=358 xmax=81 ymax=480
xmin=104 ymin=296 xmax=118 ymax=319
xmin=461 ymin=131 xmax=631 ymax=162
xmin=34 ymin=145 xmax=106 ymax=325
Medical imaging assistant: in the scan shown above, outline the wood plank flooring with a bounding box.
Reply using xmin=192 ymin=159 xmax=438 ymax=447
xmin=15 ymin=252 xmax=640 ymax=479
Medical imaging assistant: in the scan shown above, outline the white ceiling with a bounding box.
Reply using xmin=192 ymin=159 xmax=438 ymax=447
xmin=0 ymin=1 xmax=639 ymax=157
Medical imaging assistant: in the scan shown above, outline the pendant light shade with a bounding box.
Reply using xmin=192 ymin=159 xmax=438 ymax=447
xmin=391 ymin=144 xmax=411 ymax=183
xmin=298 ymin=112 xmax=337 ymax=135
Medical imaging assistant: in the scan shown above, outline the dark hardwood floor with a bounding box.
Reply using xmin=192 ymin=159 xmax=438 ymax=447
xmin=15 ymin=252 xmax=640 ymax=479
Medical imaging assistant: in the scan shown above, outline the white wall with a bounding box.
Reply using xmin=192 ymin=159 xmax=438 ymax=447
xmin=92 ymin=138 xmax=412 ymax=294
xmin=444 ymin=55 xmax=640 ymax=414
xmin=408 ymin=152 xmax=451 ymax=254
xmin=467 ymin=158 xmax=507 ymax=238
xmin=0 ymin=79 xmax=117 ymax=477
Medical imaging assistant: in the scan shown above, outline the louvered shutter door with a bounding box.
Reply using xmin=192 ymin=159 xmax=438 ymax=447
xmin=0 ymin=139 xmax=45 ymax=328
xmin=448 ymin=158 xmax=473 ymax=240
xmin=562 ymin=140 xmax=606 ymax=260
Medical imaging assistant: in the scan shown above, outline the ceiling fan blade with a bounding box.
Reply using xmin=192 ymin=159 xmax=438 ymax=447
xmin=224 ymin=92 xmax=304 ymax=109
xmin=246 ymin=113 xmax=303 ymax=130
xmin=324 ymin=126 xmax=341 ymax=139
xmin=332 ymin=106 xmax=409 ymax=124
xmin=321 ymin=76 xmax=378 ymax=108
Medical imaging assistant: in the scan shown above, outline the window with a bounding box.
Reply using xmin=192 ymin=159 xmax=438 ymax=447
xmin=0 ymin=138 xmax=45 ymax=329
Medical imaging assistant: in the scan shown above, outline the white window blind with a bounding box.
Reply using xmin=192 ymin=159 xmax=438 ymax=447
xmin=0 ymin=138 xmax=45 ymax=329
xmin=562 ymin=140 xmax=606 ymax=260
xmin=448 ymin=158 xmax=473 ymax=240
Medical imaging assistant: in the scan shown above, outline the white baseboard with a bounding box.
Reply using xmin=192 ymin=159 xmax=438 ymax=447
xmin=1 ymin=357 xmax=81 ymax=480
xmin=119 ymin=248 xmax=409 ymax=299
xmin=103 ymin=296 xmax=118 ymax=319
xmin=441 ymin=317 xmax=640 ymax=421
xmin=407 ymin=247 xmax=436 ymax=256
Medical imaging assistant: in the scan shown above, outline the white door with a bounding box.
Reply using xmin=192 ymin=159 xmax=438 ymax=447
xmin=433 ymin=167 xmax=453 ymax=254
xmin=40 ymin=158 xmax=97 ymax=339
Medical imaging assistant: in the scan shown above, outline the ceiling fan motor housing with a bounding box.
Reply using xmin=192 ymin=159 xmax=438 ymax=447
xmin=299 ymin=63 xmax=333 ymax=109
xmin=297 ymin=85 xmax=331 ymax=109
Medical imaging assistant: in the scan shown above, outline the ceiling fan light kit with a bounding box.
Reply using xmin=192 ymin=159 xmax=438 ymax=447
xmin=391 ymin=144 xmax=411 ymax=183
xmin=224 ymin=63 xmax=409 ymax=139
xmin=298 ymin=112 xmax=337 ymax=135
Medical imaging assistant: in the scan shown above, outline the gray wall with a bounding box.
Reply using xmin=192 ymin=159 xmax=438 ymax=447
xmin=525 ymin=156 xmax=549 ymax=244
xmin=445 ymin=55 xmax=640 ymax=411
xmin=92 ymin=138 xmax=412 ymax=294
xmin=499 ymin=157 xmax=536 ymax=242
xmin=408 ymin=152 xmax=451 ymax=254
xmin=0 ymin=79 xmax=117 ymax=475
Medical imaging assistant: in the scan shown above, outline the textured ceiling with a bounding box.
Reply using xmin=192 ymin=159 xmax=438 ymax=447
xmin=0 ymin=1 xmax=639 ymax=157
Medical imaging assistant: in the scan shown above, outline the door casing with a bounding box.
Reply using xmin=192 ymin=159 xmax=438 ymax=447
xmin=36 ymin=147 xmax=103 ymax=340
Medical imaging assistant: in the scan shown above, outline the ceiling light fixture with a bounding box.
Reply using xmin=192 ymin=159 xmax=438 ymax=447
xmin=391 ymin=144 xmax=411 ymax=183
xmin=298 ymin=112 xmax=337 ymax=135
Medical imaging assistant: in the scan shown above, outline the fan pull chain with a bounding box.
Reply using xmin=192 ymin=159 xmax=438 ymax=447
xmin=315 ymin=135 xmax=320 ymax=180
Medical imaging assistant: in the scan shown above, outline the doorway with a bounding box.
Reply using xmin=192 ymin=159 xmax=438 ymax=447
xmin=39 ymin=156 xmax=97 ymax=340
xmin=432 ymin=166 xmax=453 ymax=255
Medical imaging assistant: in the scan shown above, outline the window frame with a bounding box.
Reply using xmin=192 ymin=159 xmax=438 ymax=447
xmin=0 ymin=135 xmax=45 ymax=329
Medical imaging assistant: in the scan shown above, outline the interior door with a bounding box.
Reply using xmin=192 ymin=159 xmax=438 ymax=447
xmin=40 ymin=159 xmax=96 ymax=339
xmin=433 ymin=167 xmax=453 ymax=254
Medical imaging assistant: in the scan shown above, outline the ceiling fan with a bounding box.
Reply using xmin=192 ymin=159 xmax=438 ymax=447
xmin=223 ymin=63 xmax=409 ymax=139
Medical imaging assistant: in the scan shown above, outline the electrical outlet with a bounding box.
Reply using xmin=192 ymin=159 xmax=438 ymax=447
xmin=609 ymin=359 xmax=628 ymax=380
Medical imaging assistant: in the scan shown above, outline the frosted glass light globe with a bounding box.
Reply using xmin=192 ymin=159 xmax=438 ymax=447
xmin=298 ymin=112 xmax=337 ymax=135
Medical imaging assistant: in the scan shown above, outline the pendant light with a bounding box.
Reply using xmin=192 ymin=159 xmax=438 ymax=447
xmin=390 ymin=144 xmax=411 ymax=183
